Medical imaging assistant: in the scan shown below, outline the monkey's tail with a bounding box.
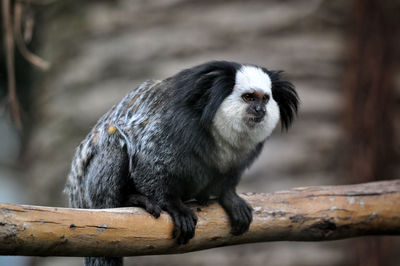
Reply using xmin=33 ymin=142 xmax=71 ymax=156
xmin=84 ymin=257 xmax=123 ymax=266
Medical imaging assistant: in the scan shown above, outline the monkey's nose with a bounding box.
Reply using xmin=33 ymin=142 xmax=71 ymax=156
xmin=249 ymin=105 xmax=266 ymax=123
xmin=254 ymin=105 xmax=266 ymax=116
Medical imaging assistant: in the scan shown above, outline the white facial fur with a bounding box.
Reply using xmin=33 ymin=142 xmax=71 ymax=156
xmin=211 ymin=65 xmax=280 ymax=169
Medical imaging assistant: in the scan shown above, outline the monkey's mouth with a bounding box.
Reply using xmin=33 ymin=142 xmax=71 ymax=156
xmin=247 ymin=115 xmax=264 ymax=124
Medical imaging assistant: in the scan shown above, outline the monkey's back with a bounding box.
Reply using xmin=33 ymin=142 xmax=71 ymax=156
xmin=64 ymin=80 xmax=168 ymax=208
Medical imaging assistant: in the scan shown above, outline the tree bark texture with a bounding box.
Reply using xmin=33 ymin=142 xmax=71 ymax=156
xmin=343 ymin=0 xmax=398 ymax=184
xmin=0 ymin=180 xmax=399 ymax=257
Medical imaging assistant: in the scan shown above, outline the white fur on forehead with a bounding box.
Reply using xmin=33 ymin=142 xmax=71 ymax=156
xmin=234 ymin=65 xmax=272 ymax=94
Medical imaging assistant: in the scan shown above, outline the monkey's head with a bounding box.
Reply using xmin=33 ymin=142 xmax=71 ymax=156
xmin=212 ymin=66 xmax=281 ymax=144
xmin=174 ymin=61 xmax=299 ymax=148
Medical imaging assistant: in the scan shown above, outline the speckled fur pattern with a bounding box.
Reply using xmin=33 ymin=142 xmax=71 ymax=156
xmin=64 ymin=61 xmax=299 ymax=266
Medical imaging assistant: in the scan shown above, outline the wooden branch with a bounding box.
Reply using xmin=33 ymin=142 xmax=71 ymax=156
xmin=1 ymin=180 xmax=399 ymax=257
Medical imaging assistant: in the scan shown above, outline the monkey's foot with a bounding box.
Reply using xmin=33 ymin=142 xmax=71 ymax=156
xmin=195 ymin=195 xmax=209 ymax=206
xmin=164 ymin=202 xmax=198 ymax=245
xmin=219 ymin=192 xmax=253 ymax=236
xmin=126 ymin=194 xmax=162 ymax=218
xmin=229 ymin=199 xmax=253 ymax=235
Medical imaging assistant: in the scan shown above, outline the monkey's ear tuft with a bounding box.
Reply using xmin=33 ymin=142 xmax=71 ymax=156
xmin=199 ymin=72 xmax=236 ymax=128
xmin=176 ymin=61 xmax=239 ymax=129
xmin=268 ymin=71 xmax=299 ymax=131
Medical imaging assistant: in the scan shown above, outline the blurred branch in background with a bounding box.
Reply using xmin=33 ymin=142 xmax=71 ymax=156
xmin=2 ymin=0 xmax=21 ymax=129
xmin=14 ymin=2 xmax=50 ymax=70
xmin=1 ymin=180 xmax=399 ymax=257
xmin=343 ymin=0 xmax=400 ymax=265
xmin=1 ymin=0 xmax=50 ymax=130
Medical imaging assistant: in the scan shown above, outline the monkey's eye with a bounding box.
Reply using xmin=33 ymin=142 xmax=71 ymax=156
xmin=242 ymin=93 xmax=255 ymax=102
xmin=263 ymin=94 xmax=270 ymax=103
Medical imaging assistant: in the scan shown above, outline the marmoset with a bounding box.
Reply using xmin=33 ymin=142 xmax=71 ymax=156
xmin=65 ymin=61 xmax=299 ymax=266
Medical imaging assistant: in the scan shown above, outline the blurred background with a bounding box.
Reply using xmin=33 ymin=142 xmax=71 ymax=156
xmin=1 ymin=0 xmax=399 ymax=265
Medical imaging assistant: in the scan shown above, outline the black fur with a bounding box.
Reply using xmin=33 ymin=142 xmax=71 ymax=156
xmin=65 ymin=61 xmax=298 ymax=266
xmin=264 ymin=69 xmax=299 ymax=131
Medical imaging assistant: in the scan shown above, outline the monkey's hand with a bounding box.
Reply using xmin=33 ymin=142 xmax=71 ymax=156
xmin=125 ymin=194 xmax=162 ymax=218
xmin=163 ymin=198 xmax=198 ymax=244
xmin=219 ymin=190 xmax=253 ymax=235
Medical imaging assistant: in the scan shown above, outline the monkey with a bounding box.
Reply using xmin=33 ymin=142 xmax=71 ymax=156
xmin=64 ymin=61 xmax=299 ymax=266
